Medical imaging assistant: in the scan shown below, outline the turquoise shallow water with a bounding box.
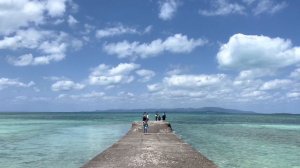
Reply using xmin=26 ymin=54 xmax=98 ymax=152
xmin=0 ymin=112 xmax=299 ymax=168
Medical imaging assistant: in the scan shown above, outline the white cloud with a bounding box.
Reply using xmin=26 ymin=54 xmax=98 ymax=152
xmin=53 ymin=19 xmax=64 ymax=25
xmin=289 ymin=68 xmax=300 ymax=79
xmin=240 ymin=90 xmax=269 ymax=100
xmin=286 ymin=92 xmax=300 ymax=98
xmin=260 ymin=79 xmax=292 ymax=90
xmin=0 ymin=0 xmax=44 ymax=35
xmin=4 ymin=30 xmax=80 ymax=66
xmin=146 ymin=72 xmax=281 ymax=102
xmin=136 ymin=69 xmax=156 ymax=82
xmin=199 ymin=0 xmax=245 ymax=16
xmin=51 ymin=80 xmax=85 ymax=91
xmin=58 ymin=91 xmax=105 ymax=100
xmin=46 ymin=0 xmax=67 ymax=17
xmin=253 ymin=0 xmax=287 ymax=15
xmin=217 ymin=33 xmax=300 ymax=70
xmin=237 ymin=69 xmax=275 ymax=79
xmin=0 ymin=0 xmax=69 ymax=35
xmin=38 ymin=33 xmax=68 ymax=54
xmin=0 ymin=28 xmax=50 ymax=49
xmin=96 ymin=24 xmax=151 ymax=39
xmin=163 ymin=74 xmax=226 ymax=88
xmin=89 ymin=63 xmax=140 ymax=86
xmin=0 ymin=77 xmax=34 ymax=90
xmin=147 ymin=84 xmax=163 ymax=92
xmin=8 ymin=52 xmax=66 ymax=66
xmin=7 ymin=54 xmax=34 ymax=66
xmin=158 ymin=0 xmax=179 ymax=20
xmin=8 ymin=54 xmax=65 ymax=66
xmin=199 ymin=0 xmax=287 ymax=16
xmin=146 ymin=73 xmax=234 ymax=101
xmin=67 ymin=15 xmax=78 ymax=27
xmin=103 ymin=34 xmax=207 ymax=59
xmin=0 ymin=1 xmax=79 ymax=66
xmin=96 ymin=25 xmax=137 ymax=38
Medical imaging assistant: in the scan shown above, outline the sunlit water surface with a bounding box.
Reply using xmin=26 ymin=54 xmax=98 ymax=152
xmin=0 ymin=112 xmax=299 ymax=168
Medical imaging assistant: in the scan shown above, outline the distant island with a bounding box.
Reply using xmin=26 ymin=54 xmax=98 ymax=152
xmin=92 ymin=107 xmax=256 ymax=114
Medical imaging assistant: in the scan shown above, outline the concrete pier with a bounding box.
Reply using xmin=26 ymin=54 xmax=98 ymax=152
xmin=82 ymin=121 xmax=217 ymax=168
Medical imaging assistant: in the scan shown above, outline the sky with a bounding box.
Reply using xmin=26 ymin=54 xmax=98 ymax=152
xmin=0 ymin=0 xmax=300 ymax=113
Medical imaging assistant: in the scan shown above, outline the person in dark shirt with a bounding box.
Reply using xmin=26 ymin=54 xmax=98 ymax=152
xmin=142 ymin=112 xmax=147 ymax=121
xmin=162 ymin=112 xmax=166 ymax=121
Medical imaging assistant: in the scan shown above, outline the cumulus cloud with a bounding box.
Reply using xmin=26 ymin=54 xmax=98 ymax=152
xmin=0 ymin=77 xmax=34 ymax=90
xmin=164 ymin=74 xmax=226 ymax=88
xmin=96 ymin=24 xmax=151 ymax=39
xmin=136 ymin=69 xmax=156 ymax=82
xmin=46 ymin=0 xmax=67 ymax=17
xmin=8 ymin=53 xmax=66 ymax=66
xmin=51 ymin=80 xmax=85 ymax=91
xmin=146 ymin=72 xmax=287 ymax=103
xmin=237 ymin=69 xmax=275 ymax=79
xmin=199 ymin=0 xmax=245 ymax=16
xmin=217 ymin=34 xmax=300 ymax=70
xmin=0 ymin=29 xmax=48 ymax=49
xmin=158 ymin=0 xmax=179 ymax=20
xmin=0 ymin=0 xmax=81 ymax=66
xmin=103 ymin=34 xmax=207 ymax=59
xmin=0 ymin=0 xmax=69 ymax=35
xmin=260 ymin=79 xmax=292 ymax=90
xmin=147 ymin=73 xmax=231 ymax=99
xmin=4 ymin=30 xmax=80 ymax=66
xmin=89 ymin=63 xmax=140 ymax=86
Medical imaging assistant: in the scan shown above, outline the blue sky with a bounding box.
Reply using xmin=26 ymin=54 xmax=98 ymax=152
xmin=0 ymin=0 xmax=300 ymax=113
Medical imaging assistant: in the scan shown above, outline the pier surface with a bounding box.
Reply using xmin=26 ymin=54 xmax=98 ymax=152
xmin=82 ymin=121 xmax=217 ymax=168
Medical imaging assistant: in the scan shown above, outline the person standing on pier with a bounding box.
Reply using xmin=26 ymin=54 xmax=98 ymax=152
xmin=142 ymin=112 xmax=149 ymax=133
xmin=142 ymin=112 xmax=147 ymax=122
xmin=162 ymin=112 xmax=166 ymax=121
xmin=143 ymin=119 xmax=148 ymax=133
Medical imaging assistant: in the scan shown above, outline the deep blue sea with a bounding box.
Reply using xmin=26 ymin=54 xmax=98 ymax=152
xmin=0 ymin=112 xmax=299 ymax=168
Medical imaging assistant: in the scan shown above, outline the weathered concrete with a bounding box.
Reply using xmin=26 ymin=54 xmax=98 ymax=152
xmin=82 ymin=121 xmax=217 ymax=168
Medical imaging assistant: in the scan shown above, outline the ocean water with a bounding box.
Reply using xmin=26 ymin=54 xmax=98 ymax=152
xmin=0 ymin=112 xmax=299 ymax=168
